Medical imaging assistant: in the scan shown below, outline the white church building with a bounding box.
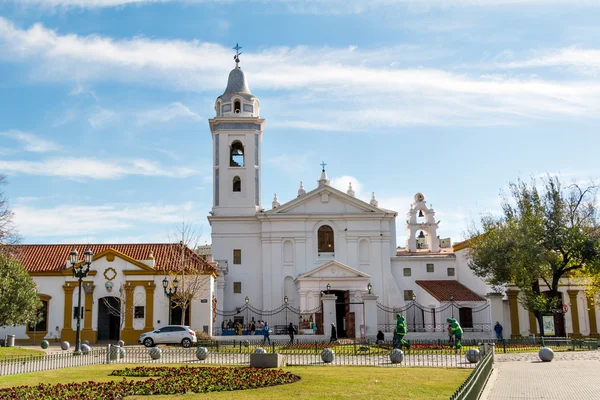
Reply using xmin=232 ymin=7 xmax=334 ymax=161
xmin=4 ymin=55 xmax=597 ymax=346
xmin=208 ymin=57 xmax=500 ymax=340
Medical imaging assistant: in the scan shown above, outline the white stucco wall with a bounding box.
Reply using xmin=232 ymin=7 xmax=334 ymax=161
xmin=9 ymin=252 xmax=215 ymax=342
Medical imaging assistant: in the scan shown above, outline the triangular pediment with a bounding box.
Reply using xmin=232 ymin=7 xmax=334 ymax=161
xmin=266 ymin=185 xmax=392 ymax=215
xmin=296 ymin=260 xmax=371 ymax=280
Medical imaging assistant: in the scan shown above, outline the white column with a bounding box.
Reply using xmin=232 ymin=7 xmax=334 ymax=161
xmin=487 ymin=293 xmax=504 ymax=332
xmin=322 ymin=294 xmax=337 ymax=338
xmin=216 ymin=276 xmax=226 ymax=333
xmin=299 ymin=290 xmax=308 ymax=311
xmin=362 ymin=294 xmax=378 ymax=340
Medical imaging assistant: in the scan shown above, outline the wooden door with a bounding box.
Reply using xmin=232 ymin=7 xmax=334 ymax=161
xmin=346 ymin=312 xmax=355 ymax=339
xmin=315 ymin=312 xmax=323 ymax=335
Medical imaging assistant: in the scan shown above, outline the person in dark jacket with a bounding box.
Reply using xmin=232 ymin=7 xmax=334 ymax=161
xmin=376 ymin=330 xmax=385 ymax=344
xmin=494 ymin=321 xmax=503 ymax=340
xmin=262 ymin=321 xmax=271 ymax=345
xmin=287 ymin=322 xmax=297 ymax=344
xmin=329 ymin=323 xmax=338 ymax=343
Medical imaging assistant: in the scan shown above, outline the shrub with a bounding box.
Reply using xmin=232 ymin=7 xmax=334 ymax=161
xmin=0 ymin=366 xmax=300 ymax=399
xmin=195 ymin=330 xmax=213 ymax=341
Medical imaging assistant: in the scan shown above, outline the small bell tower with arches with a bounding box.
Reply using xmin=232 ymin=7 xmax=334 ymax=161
xmin=405 ymin=193 xmax=440 ymax=252
xmin=209 ymin=44 xmax=264 ymax=215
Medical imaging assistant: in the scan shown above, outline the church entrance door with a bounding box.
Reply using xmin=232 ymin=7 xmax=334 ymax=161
xmin=345 ymin=312 xmax=355 ymax=339
xmin=330 ymin=290 xmax=350 ymax=338
xmin=314 ymin=312 xmax=323 ymax=334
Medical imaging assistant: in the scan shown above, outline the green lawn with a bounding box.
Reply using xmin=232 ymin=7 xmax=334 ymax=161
xmin=0 ymin=364 xmax=469 ymax=400
xmin=0 ymin=347 xmax=45 ymax=359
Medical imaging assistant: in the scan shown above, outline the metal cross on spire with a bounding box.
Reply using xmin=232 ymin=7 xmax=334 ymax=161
xmin=320 ymin=161 xmax=327 ymax=171
xmin=233 ymin=43 xmax=243 ymax=64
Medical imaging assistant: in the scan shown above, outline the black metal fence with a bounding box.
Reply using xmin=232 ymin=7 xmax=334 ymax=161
xmin=214 ymin=304 xmax=322 ymax=336
xmin=377 ymin=301 xmax=492 ymax=333
xmin=450 ymin=348 xmax=493 ymax=400
xmin=0 ymin=338 xmax=595 ymax=376
xmin=113 ymin=341 xmax=484 ymax=369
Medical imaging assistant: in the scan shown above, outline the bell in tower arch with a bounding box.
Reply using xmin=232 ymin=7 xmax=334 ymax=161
xmin=418 ymin=210 xmax=424 ymax=218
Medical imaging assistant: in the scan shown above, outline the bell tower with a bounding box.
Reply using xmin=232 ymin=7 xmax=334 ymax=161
xmin=406 ymin=193 xmax=440 ymax=252
xmin=209 ymin=45 xmax=264 ymax=216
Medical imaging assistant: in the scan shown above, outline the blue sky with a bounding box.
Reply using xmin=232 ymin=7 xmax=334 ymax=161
xmin=0 ymin=0 xmax=599 ymax=246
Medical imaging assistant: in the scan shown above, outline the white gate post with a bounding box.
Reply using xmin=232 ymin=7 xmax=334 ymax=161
xmin=322 ymin=294 xmax=337 ymax=339
xmin=362 ymin=294 xmax=379 ymax=340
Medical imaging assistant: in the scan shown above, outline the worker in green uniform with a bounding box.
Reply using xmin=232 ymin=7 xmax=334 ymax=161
xmin=394 ymin=313 xmax=410 ymax=350
xmin=446 ymin=317 xmax=463 ymax=351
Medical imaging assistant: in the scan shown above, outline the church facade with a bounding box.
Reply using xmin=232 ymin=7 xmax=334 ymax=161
xmin=208 ymin=59 xmax=501 ymax=339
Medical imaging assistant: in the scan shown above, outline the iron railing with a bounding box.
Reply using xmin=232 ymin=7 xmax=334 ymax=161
xmin=112 ymin=342 xmax=481 ymax=369
xmin=215 ymin=304 xmax=322 ymax=336
xmin=0 ymin=338 xmax=595 ymax=376
xmin=450 ymin=347 xmax=494 ymax=400
xmin=377 ymin=301 xmax=492 ymax=333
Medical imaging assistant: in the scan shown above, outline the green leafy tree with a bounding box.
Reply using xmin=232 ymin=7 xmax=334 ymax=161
xmin=0 ymin=252 xmax=42 ymax=327
xmin=467 ymin=177 xmax=600 ymax=336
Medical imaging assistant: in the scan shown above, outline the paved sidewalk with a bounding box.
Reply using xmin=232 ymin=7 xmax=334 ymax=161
xmin=483 ymin=351 xmax=600 ymax=400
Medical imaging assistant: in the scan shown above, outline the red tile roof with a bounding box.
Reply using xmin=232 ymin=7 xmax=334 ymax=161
xmin=6 ymin=244 xmax=217 ymax=275
xmin=416 ymin=280 xmax=484 ymax=302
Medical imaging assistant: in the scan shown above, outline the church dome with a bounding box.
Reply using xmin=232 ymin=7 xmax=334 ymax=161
xmin=223 ymin=67 xmax=252 ymax=96
xmin=214 ymin=50 xmax=259 ymax=117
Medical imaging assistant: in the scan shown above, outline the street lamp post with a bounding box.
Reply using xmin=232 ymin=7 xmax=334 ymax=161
xmin=284 ymin=296 xmax=289 ymax=326
xmin=244 ymin=296 xmax=249 ymax=331
xmin=412 ymin=293 xmax=417 ymax=331
xmin=449 ymin=293 xmax=455 ymax=318
xmin=69 ymin=248 xmax=94 ymax=355
xmin=162 ymin=276 xmax=179 ymax=325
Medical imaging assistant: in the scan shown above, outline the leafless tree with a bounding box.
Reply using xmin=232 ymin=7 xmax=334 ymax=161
xmin=166 ymin=222 xmax=211 ymax=326
xmin=0 ymin=175 xmax=21 ymax=248
xmin=101 ymin=284 xmax=145 ymax=331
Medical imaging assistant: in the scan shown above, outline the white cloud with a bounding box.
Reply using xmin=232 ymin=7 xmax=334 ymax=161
xmin=0 ymin=157 xmax=197 ymax=179
xmin=8 ymin=0 xmax=600 ymax=12
xmin=134 ymin=102 xmax=201 ymax=126
xmin=483 ymin=47 xmax=600 ymax=77
xmin=1 ymin=18 xmax=600 ymax=128
xmin=330 ymin=175 xmax=364 ymax=198
xmin=13 ymin=201 xmax=201 ymax=238
xmin=88 ymin=107 xmax=116 ymax=128
xmin=0 ymin=130 xmax=61 ymax=152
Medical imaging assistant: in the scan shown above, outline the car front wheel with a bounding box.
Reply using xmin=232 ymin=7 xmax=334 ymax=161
xmin=143 ymin=338 xmax=154 ymax=347
xmin=181 ymin=338 xmax=192 ymax=348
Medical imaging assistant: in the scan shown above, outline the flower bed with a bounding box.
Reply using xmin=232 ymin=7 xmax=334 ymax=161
xmin=0 ymin=366 xmax=300 ymax=399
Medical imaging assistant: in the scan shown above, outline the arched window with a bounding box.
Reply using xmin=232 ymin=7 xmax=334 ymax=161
xmin=234 ymin=100 xmax=241 ymax=113
xmin=359 ymin=239 xmax=370 ymax=263
xmin=318 ymin=225 xmax=334 ymax=253
xmin=230 ymin=141 xmax=244 ymax=167
xmin=233 ymin=176 xmax=241 ymax=192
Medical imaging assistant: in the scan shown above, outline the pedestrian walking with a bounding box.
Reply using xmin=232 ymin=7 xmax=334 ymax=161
xmin=287 ymin=322 xmax=296 ymax=345
xmin=329 ymin=323 xmax=337 ymax=343
xmin=494 ymin=321 xmax=504 ymax=340
xmin=262 ymin=321 xmax=271 ymax=345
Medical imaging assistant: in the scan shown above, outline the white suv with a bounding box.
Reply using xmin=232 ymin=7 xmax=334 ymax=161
xmin=139 ymin=325 xmax=197 ymax=348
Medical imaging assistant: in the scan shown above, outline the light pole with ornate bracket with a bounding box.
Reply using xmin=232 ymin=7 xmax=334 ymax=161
xmin=69 ymin=248 xmax=94 ymax=355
